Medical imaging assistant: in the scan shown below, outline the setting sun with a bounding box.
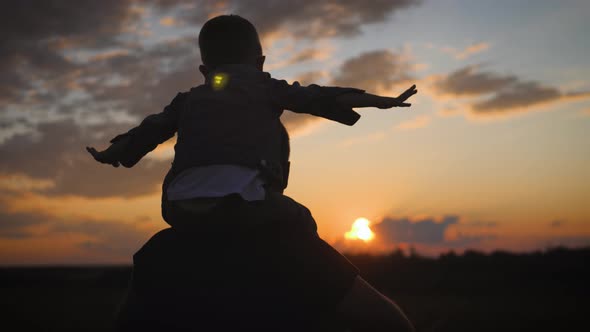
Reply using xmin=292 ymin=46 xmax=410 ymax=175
xmin=345 ymin=217 xmax=375 ymax=242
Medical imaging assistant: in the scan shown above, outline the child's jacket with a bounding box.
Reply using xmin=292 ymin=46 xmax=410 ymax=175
xmin=109 ymin=64 xmax=364 ymax=221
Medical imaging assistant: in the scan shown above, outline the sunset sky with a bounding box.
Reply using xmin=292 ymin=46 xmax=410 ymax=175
xmin=1 ymin=0 xmax=589 ymax=264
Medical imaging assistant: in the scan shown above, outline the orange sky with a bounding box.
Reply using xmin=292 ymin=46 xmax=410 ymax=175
xmin=1 ymin=0 xmax=589 ymax=264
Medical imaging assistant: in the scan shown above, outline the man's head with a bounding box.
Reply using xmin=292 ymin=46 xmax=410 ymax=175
xmin=198 ymin=15 xmax=265 ymax=76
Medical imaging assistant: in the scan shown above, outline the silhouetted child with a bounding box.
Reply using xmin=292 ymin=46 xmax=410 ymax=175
xmin=88 ymin=15 xmax=416 ymax=331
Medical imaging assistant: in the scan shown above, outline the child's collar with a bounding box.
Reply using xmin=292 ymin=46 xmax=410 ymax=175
xmin=205 ymin=64 xmax=270 ymax=86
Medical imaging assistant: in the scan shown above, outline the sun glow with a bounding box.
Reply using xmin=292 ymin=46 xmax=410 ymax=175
xmin=345 ymin=217 xmax=375 ymax=242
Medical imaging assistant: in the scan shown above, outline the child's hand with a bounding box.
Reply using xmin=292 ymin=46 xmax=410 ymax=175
xmin=397 ymin=84 xmax=417 ymax=103
xmin=376 ymin=84 xmax=418 ymax=109
xmin=86 ymin=146 xmax=121 ymax=168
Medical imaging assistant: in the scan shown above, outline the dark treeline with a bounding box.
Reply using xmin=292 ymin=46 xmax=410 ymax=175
xmin=4 ymin=246 xmax=587 ymax=293
xmin=1 ymin=246 xmax=588 ymax=331
xmin=346 ymin=246 xmax=590 ymax=296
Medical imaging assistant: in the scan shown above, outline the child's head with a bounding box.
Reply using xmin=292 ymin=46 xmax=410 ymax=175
xmin=198 ymin=15 xmax=265 ymax=72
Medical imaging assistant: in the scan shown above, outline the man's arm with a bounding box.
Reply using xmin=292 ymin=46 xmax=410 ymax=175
xmin=87 ymin=92 xmax=187 ymax=168
xmin=336 ymin=276 xmax=416 ymax=332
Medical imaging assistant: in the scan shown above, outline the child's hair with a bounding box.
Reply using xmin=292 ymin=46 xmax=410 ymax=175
xmin=198 ymin=15 xmax=262 ymax=69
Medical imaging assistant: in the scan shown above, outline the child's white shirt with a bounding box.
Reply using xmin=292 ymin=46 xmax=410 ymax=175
xmin=166 ymin=165 xmax=266 ymax=201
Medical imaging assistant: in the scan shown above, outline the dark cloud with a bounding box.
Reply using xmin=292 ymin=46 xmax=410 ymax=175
xmin=433 ymin=65 xmax=590 ymax=115
xmin=374 ymin=215 xmax=459 ymax=245
xmin=371 ymin=215 xmax=496 ymax=250
xmin=0 ymin=0 xmax=422 ymax=198
xmin=153 ymin=0 xmax=421 ymax=39
xmin=0 ymin=119 xmax=170 ymax=198
xmin=0 ymin=1 xmax=137 ymax=48
xmin=0 ymin=189 xmax=152 ymax=253
xmin=434 ymin=65 xmax=517 ymax=96
xmin=82 ymin=42 xmax=201 ymax=118
xmin=0 ymin=0 xmax=140 ymax=104
xmin=285 ymin=48 xmax=330 ymax=66
xmin=294 ymin=71 xmax=328 ymax=85
xmin=0 ymin=209 xmax=48 ymax=239
xmin=467 ymin=221 xmax=498 ymax=228
xmin=331 ymin=50 xmax=413 ymax=91
xmin=2 ymin=47 xmax=415 ymax=195
xmin=52 ymin=219 xmax=151 ymax=256
xmin=0 ymin=0 xmax=421 ymax=110
xmin=243 ymin=0 xmax=421 ymax=39
xmin=1 ymin=35 xmax=200 ymax=198
xmin=473 ymin=81 xmax=561 ymax=113
xmin=334 ymin=214 xmax=496 ymax=254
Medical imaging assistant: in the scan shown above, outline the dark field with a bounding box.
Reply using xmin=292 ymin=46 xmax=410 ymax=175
xmin=1 ymin=247 xmax=588 ymax=331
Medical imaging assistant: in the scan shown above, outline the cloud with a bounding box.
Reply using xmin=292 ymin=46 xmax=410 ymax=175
xmin=0 ymin=2 xmax=201 ymax=130
xmin=458 ymin=42 xmax=490 ymax=59
xmin=439 ymin=42 xmax=491 ymax=60
xmin=331 ymin=50 xmax=414 ymax=92
xmin=0 ymin=0 xmax=422 ymax=116
xmin=159 ymin=16 xmax=179 ymax=27
xmin=432 ymin=65 xmax=590 ymax=117
xmin=472 ymin=83 xmax=587 ymax=114
xmin=0 ymin=174 xmax=54 ymax=193
xmin=71 ymin=37 xmax=201 ymax=119
xmin=433 ymin=65 xmax=517 ymax=96
xmin=0 ymin=196 xmax=155 ymax=257
xmin=0 ymin=0 xmax=423 ymax=198
xmin=0 ymin=0 xmax=140 ymax=105
xmin=157 ymin=0 xmax=422 ymax=39
xmin=0 ymin=209 xmax=48 ymax=239
xmin=52 ymin=218 xmax=152 ymax=256
xmin=395 ymin=115 xmax=431 ymax=130
xmin=466 ymin=221 xmax=498 ymax=228
xmin=294 ymin=71 xmax=330 ymax=85
xmin=265 ymin=47 xmax=334 ymax=71
xmin=0 ymin=119 xmax=170 ymax=198
xmin=334 ymin=214 xmax=496 ymax=255
xmin=250 ymin=0 xmax=421 ymax=39
xmin=2 ymin=41 xmax=400 ymax=198
xmin=373 ymin=215 xmax=459 ymax=245
xmin=287 ymin=47 xmax=332 ymax=65
xmin=372 ymin=215 xmax=497 ymax=248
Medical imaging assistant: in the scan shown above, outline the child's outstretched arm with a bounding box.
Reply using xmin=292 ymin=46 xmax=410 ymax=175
xmin=87 ymin=92 xmax=187 ymax=168
xmin=335 ymin=84 xmax=417 ymax=109
xmin=271 ymin=79 xmax=417 ymax=126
